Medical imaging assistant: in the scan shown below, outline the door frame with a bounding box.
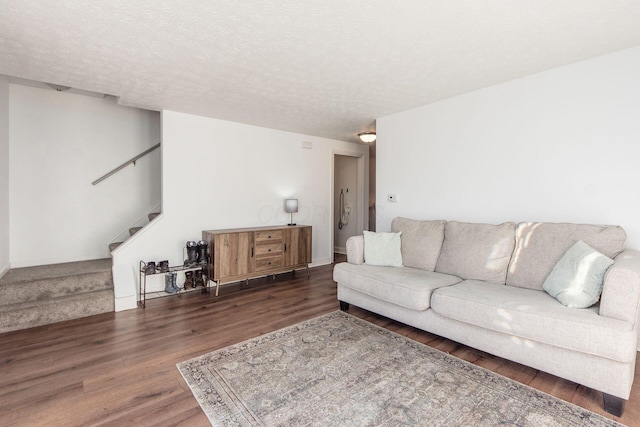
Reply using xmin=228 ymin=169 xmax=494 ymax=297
xmin=331 ymin=149 xmax=369 ymax=263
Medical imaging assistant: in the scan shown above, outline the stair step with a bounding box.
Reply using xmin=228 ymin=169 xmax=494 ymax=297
xmin=0 ymin=259 xmax=114 ymax=334
xmin=148 ymin=212 xmax=160 ymax=221
xmin=109 ymin=242 xmax=123 ymax=252
xmin=0 ymin=258 xmax=112 ymax=285
xmin=0 ymin=270 xmax=113 ymax=306
xmin=129 ymin=227 xmax=143 ymax=236
xmin=0 ymin=289 xmax=114 ymax=334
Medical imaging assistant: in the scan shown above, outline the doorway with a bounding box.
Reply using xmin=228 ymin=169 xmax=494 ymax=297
xmin=334 ymin=155 xmax=359 ymax=255
xmin=331 ymin=149 xmax=371 ymax=262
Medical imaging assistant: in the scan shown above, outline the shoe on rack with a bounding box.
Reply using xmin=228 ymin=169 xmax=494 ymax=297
xmin=165 ymin=272 xmax=179 ymax=294
xmin=183 ymin=271 xmax=193 ymax=290
xmin=172 ymin=272 xmax=180 ymax=292
xmin=191 ymin=270 xmax=197 ymax=288
xmin=144 ymin=261 xmax=156 ymax=275
xmin=158 ymin=260 xmax=170 ymax=273
xmin=196 ymin=240 xmax=209 ymax=266
xmin=185 ymin=241 xmax=198 ymax=267
xmin=194 ymin=270 xmax=205 ymax=287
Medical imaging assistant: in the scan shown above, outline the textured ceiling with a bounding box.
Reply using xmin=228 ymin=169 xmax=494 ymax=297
xmin=2 ymin=1 xmax=640 ymax=143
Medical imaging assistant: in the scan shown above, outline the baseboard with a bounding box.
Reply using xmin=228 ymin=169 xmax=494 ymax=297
xmin=114 ymin=295 xmax=138 ymax=312
xmin=309 ymin=257 xmax=332 ymax=268
xmin=334 ymin=247 xmax=346 ymax=255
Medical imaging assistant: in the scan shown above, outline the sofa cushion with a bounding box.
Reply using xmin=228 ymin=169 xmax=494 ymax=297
xmin=543 ymin=240 xmax=614 ymax=308
xmin=430 ymin=280 xmax=636 ymax=363
xmin=435 ymin=221 xmax=516 ymax=285
xmin=333 ymin=263 xmax=462 ymax=311
xmin=363 ymin=231 xmax=403 ymax=267
xmin=507 ymin=222 xmax=626 ymax=290
xmin=391 ymin=218 xmax=445 ymax=271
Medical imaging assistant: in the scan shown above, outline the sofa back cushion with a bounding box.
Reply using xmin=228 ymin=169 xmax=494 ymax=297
xmin=435 ymin=221 xmax=516 ymax=284
xmin=391 ymin=218 xmax=446 ymax=271
xmin=506 ymin=222 xmax=626 ymax=290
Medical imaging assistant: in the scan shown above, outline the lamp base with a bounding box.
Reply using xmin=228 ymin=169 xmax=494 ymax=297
xmin=287 ymin=223 xmax=297 ymax=226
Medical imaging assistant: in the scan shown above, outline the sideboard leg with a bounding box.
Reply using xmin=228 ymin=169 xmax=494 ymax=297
xmin=339 ymin=301 xmax=350 ymax=311
xmin=603 ymin=393 xmax=625 ymax=417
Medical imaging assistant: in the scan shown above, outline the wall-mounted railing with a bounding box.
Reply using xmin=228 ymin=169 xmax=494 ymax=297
xmin=92 ymin=143 xmax=160 ymax=185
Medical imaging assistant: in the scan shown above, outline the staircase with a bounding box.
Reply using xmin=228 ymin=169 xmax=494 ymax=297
xmin=0 ymin=258 xmax=114 ymax=334
xmin=109 ymin=212 xmax=160 ymax=253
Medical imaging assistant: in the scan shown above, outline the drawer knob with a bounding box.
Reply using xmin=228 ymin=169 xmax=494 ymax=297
xmin=268 ymin=248 xmax=271 ymax=252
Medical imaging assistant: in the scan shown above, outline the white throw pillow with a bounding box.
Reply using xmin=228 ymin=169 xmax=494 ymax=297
xmin=363 ymin=231 xmax=403 ymax=267
xmin=542 ymin=240 xmax=614 ymax=308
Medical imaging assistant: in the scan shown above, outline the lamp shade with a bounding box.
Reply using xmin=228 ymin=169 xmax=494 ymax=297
xmin=285 ymin=199 xmax=298 ymax=213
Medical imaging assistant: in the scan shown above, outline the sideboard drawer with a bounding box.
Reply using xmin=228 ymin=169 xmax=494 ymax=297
xmin=255 ymin=230 xmax=283 ymax=243
xmin=254 ymin=242 xmax=282 ymax=257
xmin=254 ymin=256 xmax=283 ymax=271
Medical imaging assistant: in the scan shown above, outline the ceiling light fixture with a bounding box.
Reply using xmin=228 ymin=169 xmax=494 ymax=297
xmin=358 ymin=132 xmax=376 ymax=143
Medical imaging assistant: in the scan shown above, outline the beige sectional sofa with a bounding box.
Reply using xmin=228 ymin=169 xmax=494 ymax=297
xmin=333 ymin=218 xmax=640 ymax=416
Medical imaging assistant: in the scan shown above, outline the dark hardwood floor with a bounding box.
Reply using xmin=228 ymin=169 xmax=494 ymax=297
xmin=0 ymin=258 xmax=638 ymax=426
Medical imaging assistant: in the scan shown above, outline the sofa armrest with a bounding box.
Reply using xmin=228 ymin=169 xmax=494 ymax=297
xmin=346 ymin=235 xmax=365 ymax=265
xmin=600 ymin=249 xmax=640 ymax=326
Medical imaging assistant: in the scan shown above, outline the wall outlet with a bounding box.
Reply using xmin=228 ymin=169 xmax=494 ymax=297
xmin=387 ymin=194 xmax=398 ymax=202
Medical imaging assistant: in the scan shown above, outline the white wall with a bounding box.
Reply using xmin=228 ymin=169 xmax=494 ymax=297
xmin=334 ymin=155 xmax=358 ymax=252
xmin=9 ymin=84 xmax=161 ymax=267
xmin=0 ymin=76 xmax=9 ymax=277
xmin=377 ymin=46 xmax=640 ymax=249
xmin=112 ymin=110 xmax=368 ymax=310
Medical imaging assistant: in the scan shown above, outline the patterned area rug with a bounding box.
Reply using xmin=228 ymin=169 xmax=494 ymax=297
xmin=177 ymin=311 xmax=623 ymax=426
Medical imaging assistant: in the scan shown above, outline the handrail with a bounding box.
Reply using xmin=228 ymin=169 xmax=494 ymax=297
xmin=92 ymin=143 xmax=160 ymax=185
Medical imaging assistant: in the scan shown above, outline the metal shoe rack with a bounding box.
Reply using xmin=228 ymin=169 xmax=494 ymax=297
xmin=138 ymin=261 xmax=209 ymax=308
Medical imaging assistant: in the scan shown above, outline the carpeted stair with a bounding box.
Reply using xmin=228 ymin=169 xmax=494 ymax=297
xmin=0 ymin=258 xmax=114 ymax=334
xmin=109 ymin=211 xmax=160 ymax=253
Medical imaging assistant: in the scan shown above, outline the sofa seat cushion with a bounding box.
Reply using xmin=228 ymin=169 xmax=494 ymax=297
xmin=333 ymin=263 xmax=462 ymax=311
xmin=430 ymin=280 xmax=636 ymax=363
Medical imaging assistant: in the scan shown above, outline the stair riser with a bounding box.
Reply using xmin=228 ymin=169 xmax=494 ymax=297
xmin=0 ymin=272 xmax=113 ymax=306
xmin=0 ymin=290 xmax=115 ymax=334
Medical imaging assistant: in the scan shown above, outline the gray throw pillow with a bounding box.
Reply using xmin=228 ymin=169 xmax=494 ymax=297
xmin=542 ymin=240 xmax=614 ymax=308
xmin=363 ymin=231 xmax=403 ymax=267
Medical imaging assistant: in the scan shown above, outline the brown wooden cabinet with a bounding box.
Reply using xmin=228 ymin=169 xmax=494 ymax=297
xmin=203 ymin=225 xmax=312 ymax=296
xmin=284 ymin=226 xmax=312 ymax=267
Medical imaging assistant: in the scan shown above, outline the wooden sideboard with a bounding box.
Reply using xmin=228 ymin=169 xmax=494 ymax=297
xmin=202 ymin=225 xmax=312 ymax=296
